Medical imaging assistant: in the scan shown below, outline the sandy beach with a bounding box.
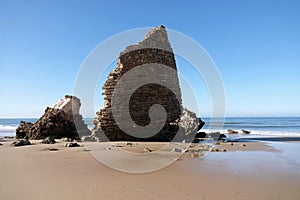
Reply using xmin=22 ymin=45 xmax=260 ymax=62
xmin=1 ymin=138 xmax=300 ymax=200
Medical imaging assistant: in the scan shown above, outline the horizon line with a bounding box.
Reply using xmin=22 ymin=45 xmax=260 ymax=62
xmin=1 ymin=116 xmax=299 ymax=119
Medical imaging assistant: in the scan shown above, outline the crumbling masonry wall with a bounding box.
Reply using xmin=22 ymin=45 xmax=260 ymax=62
xmin=93 ymin=45 xmax=183 ymax=141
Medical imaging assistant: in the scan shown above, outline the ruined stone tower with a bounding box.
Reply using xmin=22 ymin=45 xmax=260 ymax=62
xmin=93 ymin=25 xmax=183 ymax=141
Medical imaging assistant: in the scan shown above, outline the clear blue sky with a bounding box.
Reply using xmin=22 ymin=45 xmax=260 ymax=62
xmin=0 ymin=0 xmax=299 ymax=118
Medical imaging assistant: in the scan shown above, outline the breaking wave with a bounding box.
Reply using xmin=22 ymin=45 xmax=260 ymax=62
xmin=0 ymin=124 xmax=17 ymax=132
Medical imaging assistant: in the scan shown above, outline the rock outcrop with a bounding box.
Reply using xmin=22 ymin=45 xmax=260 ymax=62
xmin=92 ymin=25 xmax=204 ymax=141
xmin=242 ymin=129 xmax=251 ymax=134
xmin=16 ymin=121 xmax=33 ymax=138
xmin=19 ymin=95 xmax=91 ymax=140
xmin=227 ymin=129 xmax=238 ymax=134
xmin=81 ymin=135 xmax=98 ymax=142
xmin=11 ymin=139 xmax=31 ymax=147
xmin=41 ymin=136 xmax=56 ymax=144
xmin=65 ymin=142 xmax=80 ymax=147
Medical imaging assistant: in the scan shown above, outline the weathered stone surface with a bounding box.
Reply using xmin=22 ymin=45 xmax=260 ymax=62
xmin=81 ymin=135 xmax=98 ymax=142
xmin=61 ymin=137 xmax=73 ymax=142
xmin=227 ymin=129 xmax=238 ymax=134
xmin=53 ymin=95 xmax=80 ymax=115
xmin=242 ymin=129 xmax=251 ymax=134
xmin=218 ymin=133 xmax=227 ymax=140
xmin=65 ymin=142 xmax=80 ymax=147
xmin=92 ymin=26 xmax=182 ymax=141
xmin=195 ymin=132 xmax=207 ymax=138
xmin=16 ymin=121 xmax=33 ymax=139
xmin=209 ymin=132 xmax=227 ymax=140
xmin=93 ymin=26 xmax=204 ymax=142
xmin=21 ymin=95 xmax=91 ymax=140
xmin=11 ymin=139 xmax=31 ymax=146
xmin=197 ymin=119 xmax=205 ymax=131
xmin=41 ymin=136 xmax=56 ymax=144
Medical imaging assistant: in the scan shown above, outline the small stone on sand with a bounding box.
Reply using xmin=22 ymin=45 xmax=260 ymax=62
xmin=144 ymin=147 xmax=153 ymax=152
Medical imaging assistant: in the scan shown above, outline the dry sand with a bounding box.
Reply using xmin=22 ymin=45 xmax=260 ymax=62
xmin=0 ymin=138 xmax=300 ymax=200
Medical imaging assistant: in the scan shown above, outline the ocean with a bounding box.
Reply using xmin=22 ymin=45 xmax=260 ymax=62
xmin=202 ymin=117 xmax=300 ymax=137
xmin=1 ymin=117 xmax=300 ymax=138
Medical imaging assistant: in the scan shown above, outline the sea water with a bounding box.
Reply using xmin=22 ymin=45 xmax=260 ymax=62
xmin=1 ymin=117 xmax=300 ymax=137
xmin=202 ymin=117 xmax=300 ymax=136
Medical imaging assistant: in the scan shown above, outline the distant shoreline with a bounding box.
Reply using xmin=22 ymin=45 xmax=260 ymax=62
xmin=1 ymin=117 xmax=300 ymax=138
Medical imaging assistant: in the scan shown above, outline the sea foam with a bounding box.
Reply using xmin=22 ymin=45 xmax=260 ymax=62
xmin=0 ymin=124 xmax=17 ymax=132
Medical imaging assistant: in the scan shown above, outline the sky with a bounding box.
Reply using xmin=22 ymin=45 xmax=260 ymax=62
xmin=0 ymin=0 xmax=299 ymax=118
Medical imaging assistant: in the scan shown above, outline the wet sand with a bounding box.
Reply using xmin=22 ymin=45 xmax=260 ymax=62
xmin=0 ymin=138 xmax=300 ymax=200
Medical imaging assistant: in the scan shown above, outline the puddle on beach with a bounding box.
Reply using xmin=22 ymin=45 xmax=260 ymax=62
xmin=202 ymin=141 xmax=300 ymax=177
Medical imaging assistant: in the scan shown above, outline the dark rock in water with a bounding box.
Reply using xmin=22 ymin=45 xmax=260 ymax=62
xmin=242 ymin=129 xmax=251 ymax=134
xmin=192 ymin=138 xmax=200 ymax=143
xmin=219 ymin=134 xmax=227 ymax=139
xmin=191 ymin=120 xmax=206 ymax=143
xmin=65 ymin=142 xmax=80 ymax=147
xmin=92 ymin=25 xmax=204 ymax=142
xmin=16 ymin=121 xmax=33 ymax=138
xmin=11 ymin=139 xmax=31 ymax=146
xmin=209 ymin=132 xmax=227 ymax=140
xmin=209 ymin=132 xmax=220 ymax=139
xmin=227 ymin=129 xmax=238 ymax=134
xmin=41 ymin=136 xmax=56 ymax=144
xmin=197 ymin=119 xmax=205 ymax=132
xmin=193 ymin=132 xmax=226 ymax=142
xmin=195 ymin=132 xmax=207 ymax=138
xmin=25 ymin=95 xmax=91 ymax=140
